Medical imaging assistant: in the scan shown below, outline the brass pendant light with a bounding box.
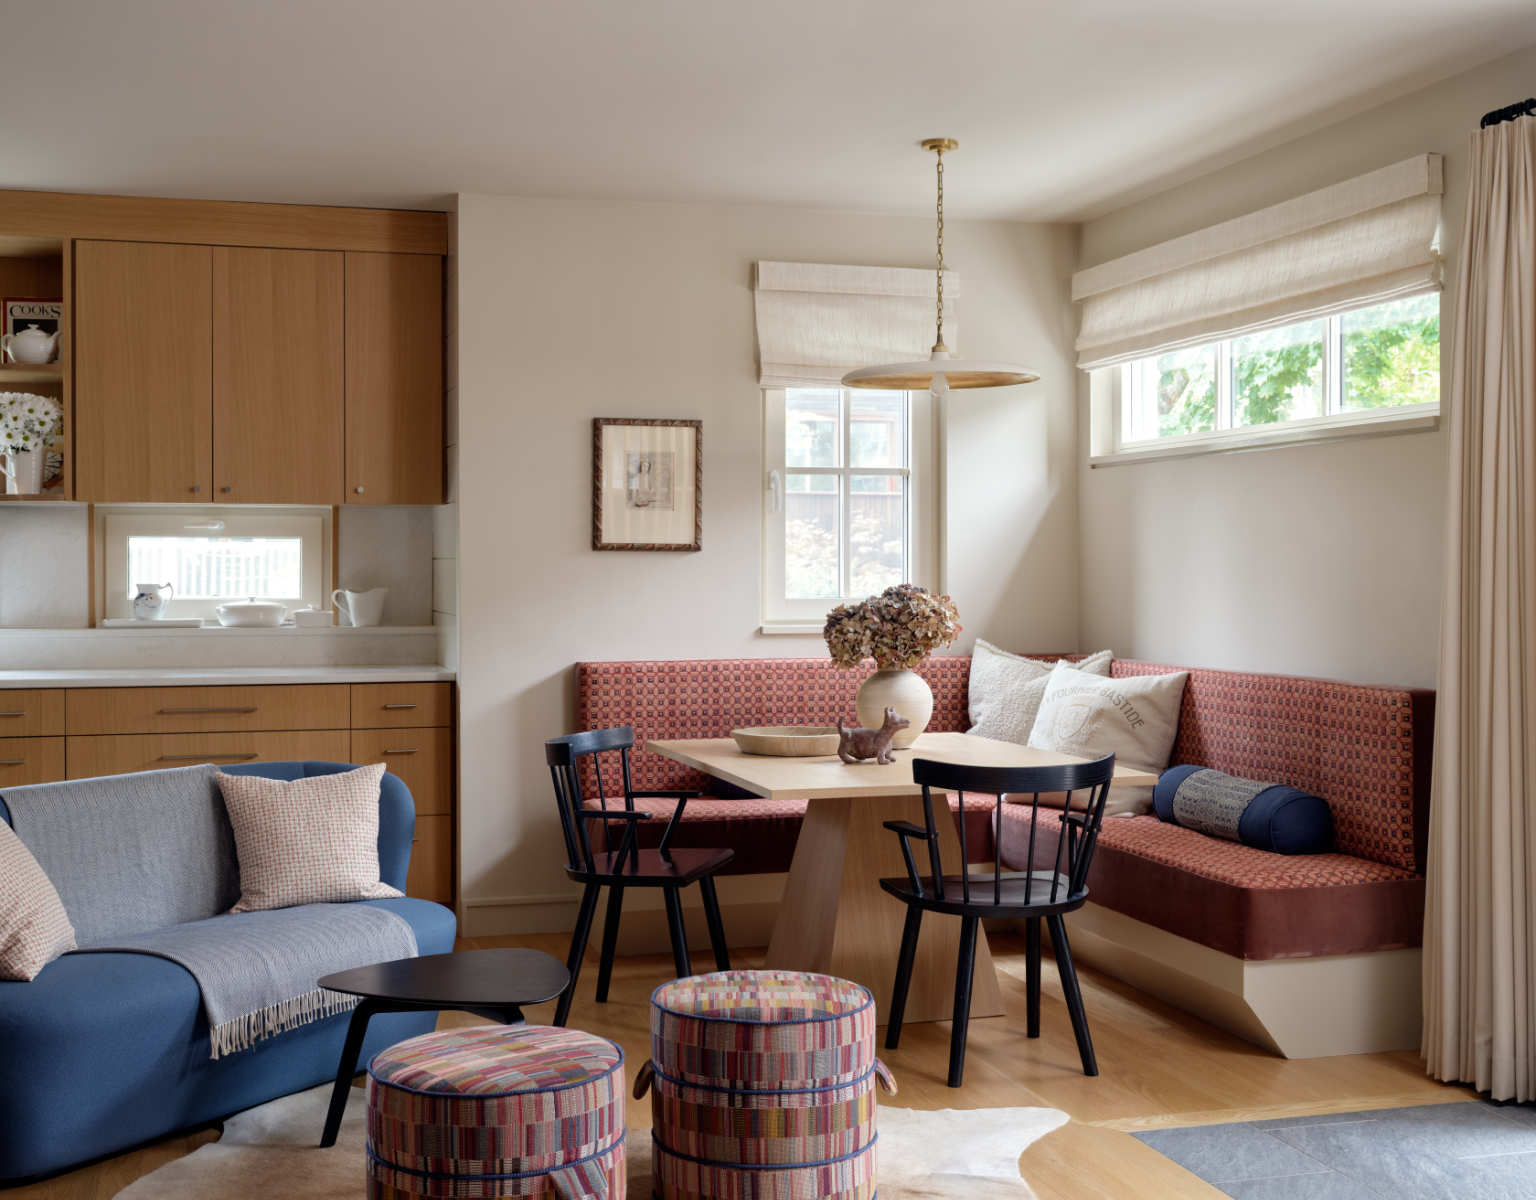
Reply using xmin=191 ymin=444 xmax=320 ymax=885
xmin=842 ymin=139 xmax=1039 ymax=394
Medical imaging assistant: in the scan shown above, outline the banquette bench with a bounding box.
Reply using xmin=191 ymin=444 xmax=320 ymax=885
xmin=574 ymin=655 xmax=1433 ymax=1057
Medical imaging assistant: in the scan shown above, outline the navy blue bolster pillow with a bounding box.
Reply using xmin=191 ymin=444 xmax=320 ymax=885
xmin=1155 ymin=764 xmax=1334 ymax=855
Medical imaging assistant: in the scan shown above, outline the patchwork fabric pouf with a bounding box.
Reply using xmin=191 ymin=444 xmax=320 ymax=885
xmin=637 ymin=970 xmax=894 ymax=1200
xmin=366 ymin=1025 xmax=626 ymax=1199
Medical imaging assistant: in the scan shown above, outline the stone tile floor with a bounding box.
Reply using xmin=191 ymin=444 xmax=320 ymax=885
xmin=1136 ymin=1101 xmax=1536 ymax=1199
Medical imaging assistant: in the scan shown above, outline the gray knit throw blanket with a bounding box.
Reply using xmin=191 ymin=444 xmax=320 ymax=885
xmin=4 ymin=764 xmax=417 ymax=1059
xmin=75 ymin=903 xmax=417 ymax=1058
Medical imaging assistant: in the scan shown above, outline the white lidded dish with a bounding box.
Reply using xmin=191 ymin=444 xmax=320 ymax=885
xmin=214 ymin=597 xmax=288 ymax=628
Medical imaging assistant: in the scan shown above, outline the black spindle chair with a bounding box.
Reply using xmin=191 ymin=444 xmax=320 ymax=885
xmin=881 ymin=753 xmax=1117 ymax=1087
xmin=546 ymin=726 xmax=733 ymax=1026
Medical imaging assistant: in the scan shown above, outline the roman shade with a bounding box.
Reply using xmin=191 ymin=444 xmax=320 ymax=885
xmin=1072 ymin=154 xmax=1444 ymax=369
xmin=753 ymin=261 xmax=958 ymax=388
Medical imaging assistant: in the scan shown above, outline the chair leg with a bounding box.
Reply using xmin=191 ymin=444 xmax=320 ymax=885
xmin=698 ymin=876 xmax=731 ymax=971
xmin=595 ymin=884 xmax=625 ymax=1003
xmin=555 ymin=882 xmax=601 ymax=1027
xmin=885 ymin=904 xmax=923 ymax=1051
xmin=948 ymin=915 xmax=979 ymax=1088
xmin=1047 ymin=914 xmax=1098 ymax=1076
xmin=1026 ymin=916 xmax=1042 ymax=1038
xmin=662 ymin=886 xmax=691 ymax=980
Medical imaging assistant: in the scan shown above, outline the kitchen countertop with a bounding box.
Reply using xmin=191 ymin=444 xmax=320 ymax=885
xmin=0 ymin=665 xmax=456 ymax=689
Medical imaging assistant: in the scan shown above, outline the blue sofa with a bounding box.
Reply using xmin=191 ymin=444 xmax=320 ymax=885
xmin=0 ymin=761 xmax=457 ymax=1184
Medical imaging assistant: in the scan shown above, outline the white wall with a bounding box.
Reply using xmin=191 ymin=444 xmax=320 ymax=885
xmin=1075 ymin=45 xmax=1536 ymax=690
xmin=455 ymin=194 xmax=1077 ymax=934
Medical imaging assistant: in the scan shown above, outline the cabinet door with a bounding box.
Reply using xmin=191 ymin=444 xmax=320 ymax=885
xmin=74 ymin=241 xmax=213 ymax=502
xmin=345 ymin=252 xmax=443 ymax=505
xmin=213 ymin=247 xmax=344 ymax=504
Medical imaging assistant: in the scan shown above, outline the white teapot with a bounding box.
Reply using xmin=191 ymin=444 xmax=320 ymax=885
xmin=2 ymin=325 xmax=60 ymax=365
xmin=131 ymin=582 xmax=175 ymax=621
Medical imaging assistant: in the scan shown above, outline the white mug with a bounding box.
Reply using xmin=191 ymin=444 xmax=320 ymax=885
xmin=332 ymin=586 xmax=388 ymax=627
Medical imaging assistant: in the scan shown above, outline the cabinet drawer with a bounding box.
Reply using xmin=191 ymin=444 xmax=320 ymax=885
xmin=351 ymin=727 xmax=451 ymax=815
xmin=65 ymin=730 xmax=351 ymax=779
xmin=0 ymin=737 xmax=66 ymax=787
xmin=0 ymin=691 xmax=66 ymax=737
xmin=351 ymin=683 xmax=451 ymax=729
xmin=67 ymin=686 xmax=349 ymax=735
xmin=406 ymin=813 xmax=453 ymax=904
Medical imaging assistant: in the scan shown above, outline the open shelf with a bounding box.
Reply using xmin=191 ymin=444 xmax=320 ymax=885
xmin=0 ymin=362 xmax=63 ymax=385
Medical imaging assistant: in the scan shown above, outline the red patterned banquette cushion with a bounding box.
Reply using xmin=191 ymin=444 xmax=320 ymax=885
xmin=573 ymin=656 xmax=1433 ymax=959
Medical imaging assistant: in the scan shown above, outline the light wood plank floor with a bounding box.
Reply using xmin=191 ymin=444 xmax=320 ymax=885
xmin=11 ymin=931 xmax=1468 ymax=1199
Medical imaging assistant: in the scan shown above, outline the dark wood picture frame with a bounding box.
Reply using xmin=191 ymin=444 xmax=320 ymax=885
xmin=591 ymin=417 xmax=702 ymax=551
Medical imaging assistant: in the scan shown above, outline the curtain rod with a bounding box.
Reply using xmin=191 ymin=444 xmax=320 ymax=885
xmin=1481 ymin=98 xmax=1536 ymax=128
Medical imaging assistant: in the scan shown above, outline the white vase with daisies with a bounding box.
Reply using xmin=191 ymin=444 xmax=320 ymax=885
xmin=0 ymin=392 xmax=63 ymax=496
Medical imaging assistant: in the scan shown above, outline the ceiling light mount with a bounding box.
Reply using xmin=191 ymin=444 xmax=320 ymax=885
xmin=843 ymin=138 xmax=1039 ymax=394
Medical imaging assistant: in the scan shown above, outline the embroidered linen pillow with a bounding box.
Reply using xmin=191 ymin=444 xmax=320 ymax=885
xmin=217 ymin=764 xmax=402 ymax=913
xmin=0 ymin=819 xmax=76 ymax=981
xmin=1027 ymin=666 xmax=1189 ymax=817
xmin=967 ymin=643 xmax=1112 ymax=745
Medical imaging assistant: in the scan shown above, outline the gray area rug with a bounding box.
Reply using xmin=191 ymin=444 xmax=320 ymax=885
xmin=1135 ymin=1100 xmax=1536 ymax=1199
xmin=114 ymin=1083 xmax=1068 ymax=1199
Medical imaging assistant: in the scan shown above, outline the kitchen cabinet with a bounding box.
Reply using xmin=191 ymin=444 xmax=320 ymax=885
xmin=212 ymin=247 xmax=344 ymax=504
xmin=345 ymin=252 xmax=444 ymax=505
xmin=74 ymin=241 xmax=213 ymax=502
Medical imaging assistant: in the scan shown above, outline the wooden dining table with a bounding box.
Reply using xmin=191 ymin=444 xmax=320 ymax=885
xmin=646 ymin=731 xmax=1158 ymax=1025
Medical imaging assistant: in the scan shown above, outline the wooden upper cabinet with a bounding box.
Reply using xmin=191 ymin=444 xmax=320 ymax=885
xmin=213 ymin=247 xmax=344 ymax=504
xmin=345 ymin=252 xmax=443 ymax=504
xmin=74 ymin=241 xmax=213 ymax=502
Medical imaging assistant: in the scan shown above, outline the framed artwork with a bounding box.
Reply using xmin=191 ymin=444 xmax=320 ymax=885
xmin=3 ymin=298 xmax=63 ymax=347
xmin=592 ymin=418 xmax=702 ymax=551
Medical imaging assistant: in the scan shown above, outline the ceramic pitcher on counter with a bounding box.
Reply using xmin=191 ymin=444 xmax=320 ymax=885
xmin=132 ymin=582 xmax=175 ymax=620
xmin=332 ymin=586 xmax=387 ymax=627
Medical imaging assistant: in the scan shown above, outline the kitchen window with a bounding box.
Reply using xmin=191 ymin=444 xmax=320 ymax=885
xmin=100 ymin=508 xmax=328 ymax=623
xmin=762 ymin=387 xmax=935 ymax=631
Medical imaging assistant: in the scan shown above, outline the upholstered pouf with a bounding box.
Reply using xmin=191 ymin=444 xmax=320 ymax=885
xmin=365 ymin=1025 xmax=626 ymax=1199
xmin=637 ymin=970 xmax=894 ymax=1200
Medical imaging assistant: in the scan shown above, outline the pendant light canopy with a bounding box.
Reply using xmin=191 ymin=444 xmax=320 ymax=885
xmin=842 ymin=139 xmax=1039 ymax=395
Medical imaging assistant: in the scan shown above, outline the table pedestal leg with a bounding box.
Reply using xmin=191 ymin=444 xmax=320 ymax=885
xmin=320 ymin=998 xmax=382 ymax=1148
xmin=765 ymin=792 xmax=1004 ymax=1024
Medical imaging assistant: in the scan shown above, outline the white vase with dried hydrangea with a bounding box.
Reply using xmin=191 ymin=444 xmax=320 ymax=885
xmin=823 ymin=584 xmax=962 ymax=748
xmin=0 ymin=392 xmax=63 ymax=496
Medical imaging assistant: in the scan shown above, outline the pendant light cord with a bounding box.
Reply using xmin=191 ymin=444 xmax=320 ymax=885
xmin=934 ymin=146 xmax=947 ymax=353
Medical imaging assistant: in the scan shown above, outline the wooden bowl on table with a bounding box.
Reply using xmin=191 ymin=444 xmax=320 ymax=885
xmin=730 ymin=725 xmax=841 ymax=757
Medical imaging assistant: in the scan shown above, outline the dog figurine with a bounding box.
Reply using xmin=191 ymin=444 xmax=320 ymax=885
xmin=836 ymin=707 xmax=910 ymax=765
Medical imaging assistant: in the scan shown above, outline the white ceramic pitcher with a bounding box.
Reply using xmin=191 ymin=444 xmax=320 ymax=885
xmin=132 ymin=582 xmax=175 ymax=621
xmin=332 ymin=586 xmax=388 ymax=627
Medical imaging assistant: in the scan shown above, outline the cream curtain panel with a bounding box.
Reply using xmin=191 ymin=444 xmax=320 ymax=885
xmin=753 ymin=262 xmax=956 ymax=388
xmin=1424 ymin=115 xmax=1536 ymax=1102
xmin=1072 ymin=155 xmax=1444 ymax=368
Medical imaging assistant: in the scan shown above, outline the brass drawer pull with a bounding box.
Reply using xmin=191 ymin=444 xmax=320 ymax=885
xmin=160 ymin=752 xmax=260 ymax=762
xmin=159 ymin=706 xmax=259 ymax=715
xmin=383 ymin=703 xmax=418 ymax=710
xmin=383 ymin=748 xmax=419 ymax=755
xmin=0 ymin=758 xmax=25 ymax=766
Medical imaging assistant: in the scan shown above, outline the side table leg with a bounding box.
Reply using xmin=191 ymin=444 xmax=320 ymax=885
xmin=320 ymin=998 xmax=382 ymax=1148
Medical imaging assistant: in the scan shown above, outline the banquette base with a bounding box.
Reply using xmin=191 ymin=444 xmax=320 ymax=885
xmin=1046 ymin=903 xmax=1422 ymax=1058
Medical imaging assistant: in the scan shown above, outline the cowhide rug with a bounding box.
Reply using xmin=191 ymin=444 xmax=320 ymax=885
xmin=114 ymin=1083 xmax=1067 ymax=1198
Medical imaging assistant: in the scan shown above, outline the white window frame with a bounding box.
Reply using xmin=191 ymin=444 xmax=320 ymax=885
xmin=761 ymin=387 xmax=936 ymax=633
xmin=1089 ymin=293 xmax=1441 ymax=467
xmin=100 ymin=506 xmax=329 ymax=623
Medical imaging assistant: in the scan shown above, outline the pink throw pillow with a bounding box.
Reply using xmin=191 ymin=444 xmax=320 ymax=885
xmin=217 ymin=764 xmax=403 ymax=913
xmin=0 ymin=820 xmax=76 ymax=981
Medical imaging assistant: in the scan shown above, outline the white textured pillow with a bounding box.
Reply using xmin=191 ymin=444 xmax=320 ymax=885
xmin=967 ymin=642 xmax=1112 ymax=745
xmin=0 ymin=819 xmax=76 ymax=981
xmin=1027 ymin=667 xmax=1189 ymax=817
xmin=217 ymin=764 xmax=402 ymax=913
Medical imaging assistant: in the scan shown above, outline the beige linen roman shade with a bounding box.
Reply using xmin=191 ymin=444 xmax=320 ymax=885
xmin=1072 ymin=154 xmax=1444 ymax=369
xmin=753 ymin=261 xmax=958 ymax=388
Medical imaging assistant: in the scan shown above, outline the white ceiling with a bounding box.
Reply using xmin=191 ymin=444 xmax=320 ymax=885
xmin=4 ymin=0 xmax=1533 ymax=221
